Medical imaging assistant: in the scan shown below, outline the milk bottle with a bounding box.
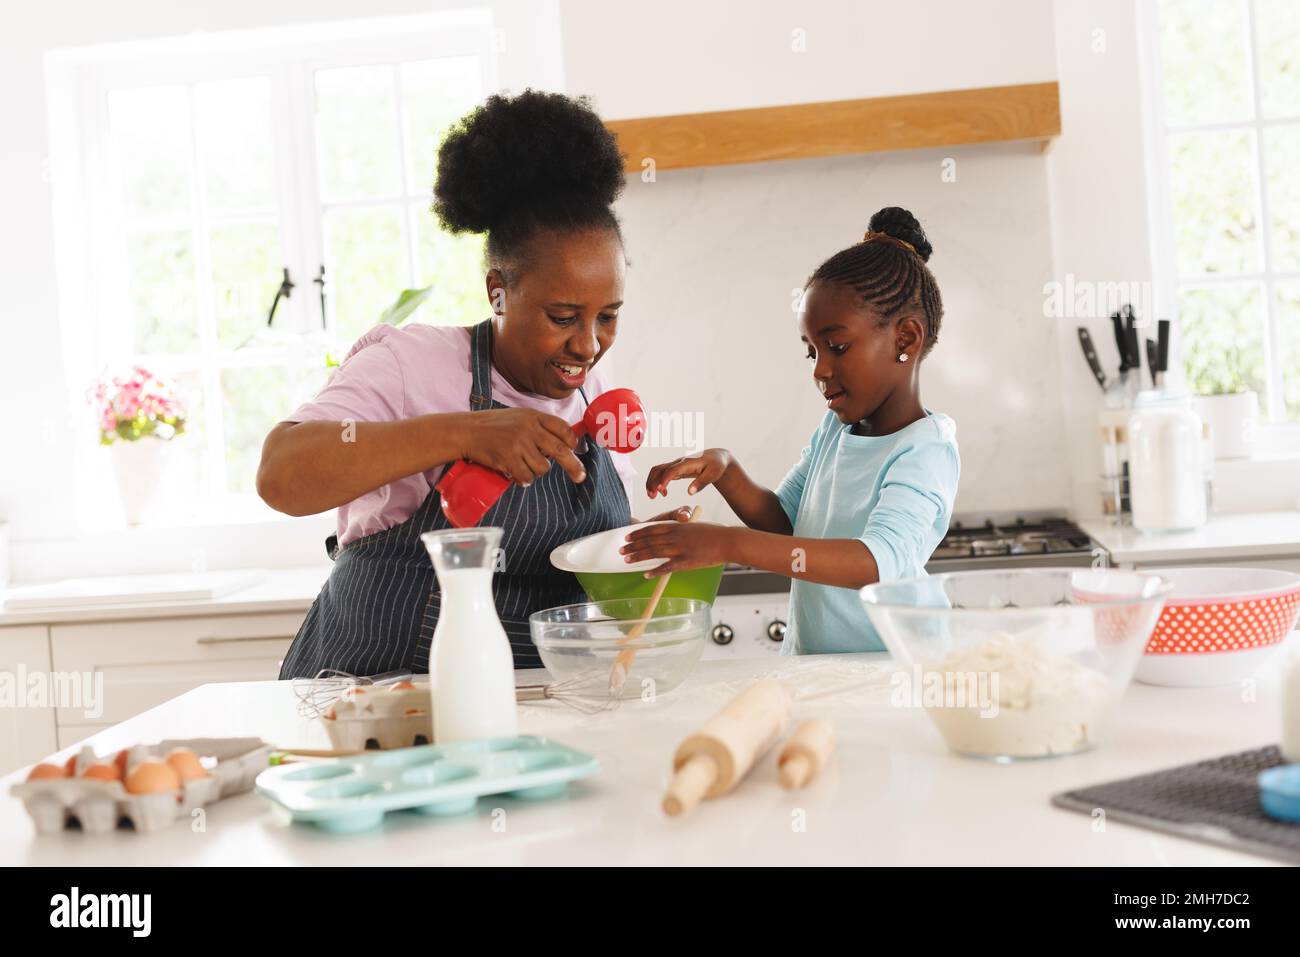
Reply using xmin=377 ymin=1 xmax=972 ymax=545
xmin=421 ymin=527 xmax=518 ymax=743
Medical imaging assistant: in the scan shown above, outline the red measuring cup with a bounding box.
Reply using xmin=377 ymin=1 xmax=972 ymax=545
xmin=436 ymin=388 xmax=647 ymax=528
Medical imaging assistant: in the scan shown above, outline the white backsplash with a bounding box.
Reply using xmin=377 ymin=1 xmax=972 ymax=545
xmin=609 ymin=142 xmax=1071 ymax=523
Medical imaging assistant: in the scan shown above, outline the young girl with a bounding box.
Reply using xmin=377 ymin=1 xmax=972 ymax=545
xmin=621 ymin=207 xmax=959 ymax=654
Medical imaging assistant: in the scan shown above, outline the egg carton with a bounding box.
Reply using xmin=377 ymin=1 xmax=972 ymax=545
xmin=255 ymin=735 xmax=598 ymax=833
xmin=323 ymin=684 xmax=433 ymax=751
xmin=12 ymin=737 xmax=271 ymax=835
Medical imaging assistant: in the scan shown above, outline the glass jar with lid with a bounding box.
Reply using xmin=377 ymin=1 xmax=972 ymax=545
xmin=1127 ymin=390 xmax=1207 ymax=532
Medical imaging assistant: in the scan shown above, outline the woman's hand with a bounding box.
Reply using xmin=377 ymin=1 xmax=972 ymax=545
xmin=462 ymin=408 xmax=586 ymax=485
xmin=620 ymin=521 xmax=735 ymax=576
xmin=644 ymin=448 xmax=734 ymax=499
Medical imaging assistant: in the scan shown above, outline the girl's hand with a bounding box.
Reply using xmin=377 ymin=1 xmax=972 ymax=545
xmin=461 ymin=408 xmax=586 ymax=486
xmin=644 ymin=448 xmax=734 ymax=499
xmin=620 ymin=521 xmax=735 ymax=576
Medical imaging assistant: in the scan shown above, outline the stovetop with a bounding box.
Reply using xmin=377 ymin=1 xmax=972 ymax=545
xmin=930 ymin=515 xmax=1094 ymax=561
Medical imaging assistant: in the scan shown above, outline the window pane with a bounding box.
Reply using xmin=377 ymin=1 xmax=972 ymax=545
xmin=1278 ymin=282 xmax=1300 ymax=422
xmin=1265 ymin=124 xmax=1300 ymax=272
xmin=400 ymin=57 xmax=482 ymax=197
xmin=127 ymin=230 xmax=198 ymax=354
xmin=324 ymin=206 xmax=405 ymax=344
xmin=414 ymin=205 xmax=486 ymax=325
xmin=1168 ymin=131 xmax=1261 ymax=275
xmin=196 ymin=77 xmax=276 ymax=213
xmin=1179 ymin=284 xmax=1268 ymax=407
xmin=1158 ymin=0 xmax=1253 ymax=125
xmin=315 ymin=64 xmax=402 ymax=202
xmin=1257 ymin=0 xmax=1300 ymax=117
xmin=221 ymin=364 xmax=328 ymax=495
xmin=211 ymin=222 xmax=282 ymax=350
xmin=109 ymin=86 xmax=192 ymax=219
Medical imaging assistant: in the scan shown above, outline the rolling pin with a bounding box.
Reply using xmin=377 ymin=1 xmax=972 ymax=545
xmin=662 ymin=678 xmax=790 ymax=816
xmin=777 ymin=719 xmax=836 ymax=789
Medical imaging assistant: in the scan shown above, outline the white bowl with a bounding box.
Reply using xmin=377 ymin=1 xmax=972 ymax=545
xmin=549 ymin=522 xmax=670 ymax=574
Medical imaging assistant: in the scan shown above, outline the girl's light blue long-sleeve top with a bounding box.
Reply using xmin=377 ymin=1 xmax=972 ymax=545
xmin=774 ymin=409 xmax=960 ymax=654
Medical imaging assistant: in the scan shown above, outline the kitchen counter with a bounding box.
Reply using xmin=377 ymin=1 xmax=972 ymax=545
xmin=1 ymin=653 xmax=1290 ymax=866
xmin=0 ymin=566 xmax=331 ymax=629
xmin=1079 ymin=510 xmax=1300 ymax=567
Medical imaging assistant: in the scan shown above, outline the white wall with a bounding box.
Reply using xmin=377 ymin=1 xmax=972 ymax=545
xmin=614 ymin=143 xmax=1071 ymax=523
xmin=1045 ymin=0 xmax=1159 ymax=519
xmin=560 ymin=0 xmax=1058 ymax=117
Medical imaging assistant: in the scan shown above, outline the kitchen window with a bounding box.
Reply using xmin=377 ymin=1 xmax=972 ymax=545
xmin=48 ymin=5 xmax=561 ymax=530
xmin=1143 ymin=0 xmax=1300 ymax=431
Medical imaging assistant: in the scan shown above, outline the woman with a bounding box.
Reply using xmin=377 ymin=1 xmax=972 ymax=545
xmin=260 ymin=91 xmax=661 ymax=678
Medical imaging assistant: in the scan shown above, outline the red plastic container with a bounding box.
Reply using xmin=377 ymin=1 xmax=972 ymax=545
xmin=436 ymin=388 xmax=646 ymax=527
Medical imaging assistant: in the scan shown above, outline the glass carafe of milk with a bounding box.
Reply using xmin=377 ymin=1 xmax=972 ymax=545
xmin=420 ymin=527 xmax=518 ymax=743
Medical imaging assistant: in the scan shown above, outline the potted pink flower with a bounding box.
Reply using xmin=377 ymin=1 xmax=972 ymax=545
xmin=88 ymin=367 xmax=187 ymax=524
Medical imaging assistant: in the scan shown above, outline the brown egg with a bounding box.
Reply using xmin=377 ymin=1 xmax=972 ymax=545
xmin=390 ymin=681 xmax=415 ymax=691
xmin=81 ymin=762 xmax=122 ymax=782
xmin=113 ymin=749 xmax=131 ymax=775
xmin=165 ymin=748 xmax=208 ymax=782
xmin=64 ymin=754 xmax=79 ymax=776
xmin=27 ymin=763 xmax=68 ymax=781
xmin=125 ymin=760 xmax=181 ymax=795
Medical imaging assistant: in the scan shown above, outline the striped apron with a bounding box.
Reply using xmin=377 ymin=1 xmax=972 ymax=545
xmin=279 ymin=318 xmax=632 ymax=678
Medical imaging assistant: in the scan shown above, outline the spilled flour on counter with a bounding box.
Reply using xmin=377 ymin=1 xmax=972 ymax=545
xmin=693 ymin=657 xmax=898 ymax=709
xmin=922 ymin=633 xmax=1115 ymax=759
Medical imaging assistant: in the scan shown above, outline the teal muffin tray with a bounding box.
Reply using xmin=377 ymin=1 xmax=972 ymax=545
xmin=254 ymin=735 xmax=598 ymax=833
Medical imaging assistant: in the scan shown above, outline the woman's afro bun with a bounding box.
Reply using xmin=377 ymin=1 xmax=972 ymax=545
xmin=433 ymin=89 xmax=626 ymax=237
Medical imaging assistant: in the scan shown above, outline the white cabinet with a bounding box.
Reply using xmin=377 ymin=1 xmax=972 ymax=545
xmin=0 ymin=626 xmax=58 ymax=777
xmin=50 ymin=612 xmax=299 ymax=731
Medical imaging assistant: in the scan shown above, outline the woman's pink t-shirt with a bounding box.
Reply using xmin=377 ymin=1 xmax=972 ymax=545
xmin=288 ymin=322 xmax=635 ymax=546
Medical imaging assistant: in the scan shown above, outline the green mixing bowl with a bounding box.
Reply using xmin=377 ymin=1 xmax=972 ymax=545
xmin=574 ymin=564 xmax=725 ymax=606
xmin=550 ymin=522 xmax=725 ymax=615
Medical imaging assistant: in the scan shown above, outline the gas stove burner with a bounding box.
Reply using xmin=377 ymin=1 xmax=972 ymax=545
xmin=928 ymin=515 xmax=1097 ymax=569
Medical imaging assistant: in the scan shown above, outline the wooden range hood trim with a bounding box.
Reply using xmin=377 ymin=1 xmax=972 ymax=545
xmin=604 ymin=81 xmax=1061 ymax=172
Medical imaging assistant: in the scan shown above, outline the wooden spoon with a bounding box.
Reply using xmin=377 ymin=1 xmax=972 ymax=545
xmin=608 ymin=505 xmax=702 ymax=695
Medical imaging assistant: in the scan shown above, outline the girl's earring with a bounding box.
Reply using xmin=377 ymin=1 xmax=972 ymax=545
xmin=898 ymin=352 xmax=909 ymax=363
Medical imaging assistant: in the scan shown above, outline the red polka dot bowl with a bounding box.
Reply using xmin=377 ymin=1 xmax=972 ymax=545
xmin=1136 ymin=567 xmax=1300 ymax=687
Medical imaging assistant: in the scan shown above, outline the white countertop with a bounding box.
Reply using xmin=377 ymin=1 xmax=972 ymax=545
xmin=0 ymin=566 xmax=330 ymax=628
xmin=1 ymin=654 xmax=1290 ymax=866
xmin=1079 ymin=510 xmax=1300 ymax=566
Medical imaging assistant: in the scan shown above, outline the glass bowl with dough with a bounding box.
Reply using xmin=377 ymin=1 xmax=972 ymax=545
xmin=860 ymin=569 xmax=1170 ymax=761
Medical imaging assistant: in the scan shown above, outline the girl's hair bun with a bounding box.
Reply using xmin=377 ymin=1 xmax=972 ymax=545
xmin=434 ymin=89 xmax=625 ymax=236
xmin=868 ymin=207 xmax=933 ymax=262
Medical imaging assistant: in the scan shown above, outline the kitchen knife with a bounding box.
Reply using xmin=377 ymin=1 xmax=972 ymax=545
xmin=1077 ymin=327 xmax=1108 ymax=390
xmin=1157 ymin=318 xmax=1170 ymax=373
xmin=1146 ymin=339 xmax=1159 ymax=387
xmin=1124 ymin=313 xmax=1140 ymax=378
xmin=1111 ymin=312 xmax=1129 ymax=372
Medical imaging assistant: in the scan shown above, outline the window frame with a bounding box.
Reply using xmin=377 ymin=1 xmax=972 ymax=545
xmin=46 ymin=4 xmax=563 ymax=538
xmin=1138 ymin=0 xmax=1300 ymax=446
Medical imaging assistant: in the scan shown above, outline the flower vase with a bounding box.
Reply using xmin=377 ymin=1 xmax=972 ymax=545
xmin=110 ymin=438 xmax=170 ymax=525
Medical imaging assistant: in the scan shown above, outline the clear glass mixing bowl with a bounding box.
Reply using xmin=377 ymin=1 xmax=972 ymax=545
xmin=860 ymin=568 xmax=1170 ymax=761
xmin=528 ymin=597 xmax=710 ymax=701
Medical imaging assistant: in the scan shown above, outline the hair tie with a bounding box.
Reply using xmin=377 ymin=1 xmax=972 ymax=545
xmin=862 ymin=230 xmax=916 ymax=255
